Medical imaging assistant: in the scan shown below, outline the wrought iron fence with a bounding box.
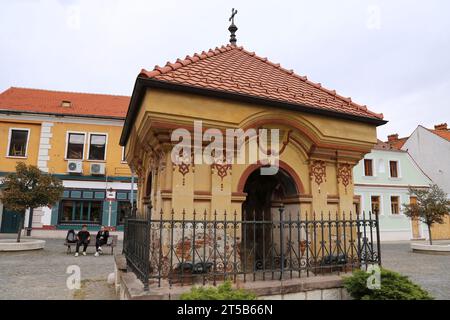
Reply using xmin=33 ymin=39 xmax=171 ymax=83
xmin=123 ymin=198 xmax=152 ymax=290
xmin=124 ymin=207 xmax=381 ymax=290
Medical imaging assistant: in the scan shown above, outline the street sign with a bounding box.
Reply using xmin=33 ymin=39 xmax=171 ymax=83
xmin=106 ymin=190 xmax=116 ymax=201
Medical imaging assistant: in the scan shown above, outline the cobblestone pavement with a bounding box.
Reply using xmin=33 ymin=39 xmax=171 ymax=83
xmin=0 ymin=235 xmax=122 ymax=300
xmin=381 ymin=241 xmax=450 ymax=300
xmin=1 ymin=235 xmax=449 ymax=300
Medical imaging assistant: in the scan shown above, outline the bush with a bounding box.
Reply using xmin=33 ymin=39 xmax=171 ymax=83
xmin=343 ymin=268 xmax=433 ymax=300
xmin=180 ymin=281 xmax=257 ymax=300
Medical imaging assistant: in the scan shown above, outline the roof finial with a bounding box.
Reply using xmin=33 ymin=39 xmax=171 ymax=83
xmin=228 ymin=8 xmax=238 ymax=46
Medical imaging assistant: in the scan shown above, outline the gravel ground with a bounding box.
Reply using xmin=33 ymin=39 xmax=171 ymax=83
xmin=0 ymin=234 xmax=121 ymax=300
xmin=381 ymin=241 xmax=450 ymax=300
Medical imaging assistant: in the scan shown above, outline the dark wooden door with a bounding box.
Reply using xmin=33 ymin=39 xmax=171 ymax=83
xmin=0 ymin=209 xmax=21 ymax=233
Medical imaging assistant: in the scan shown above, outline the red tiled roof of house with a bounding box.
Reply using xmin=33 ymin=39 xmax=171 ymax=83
xmin=388 ymin=137 xmax=408 ymax=150
xmin=385 ymin=133 xmax=408 ymax=150
xmin=139 ymin=45 xmax=384 ymax=121
xmin=431 ymin=130 xmax=450 ymax=141
xmin=428 ymin=123 xmax=450 ymax=142
xmin=374 ymin=139 xmax=406 ymax=151
xmin=0 ymin=87 xmax=130 ymax=119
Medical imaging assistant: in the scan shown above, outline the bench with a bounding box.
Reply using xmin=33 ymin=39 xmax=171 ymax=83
xmin=65 ymin=235 xmax=118 ymax=255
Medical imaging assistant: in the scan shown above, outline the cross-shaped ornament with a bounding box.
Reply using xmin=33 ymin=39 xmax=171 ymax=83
xmin=229 ymin=8 xmax=238 ymax=24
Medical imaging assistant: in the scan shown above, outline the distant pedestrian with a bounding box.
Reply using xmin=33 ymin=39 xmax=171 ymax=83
xmin=75 ymin=225 xmax=90 ymax=257
xmin=94 ymin=226 xmax=109 ymax=257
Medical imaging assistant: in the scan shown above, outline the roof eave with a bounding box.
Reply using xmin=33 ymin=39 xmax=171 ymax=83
xmin=0 ymin=109 xmax=125 ymax=121
xmin=119 ymin=77 xmax=388 ymax=146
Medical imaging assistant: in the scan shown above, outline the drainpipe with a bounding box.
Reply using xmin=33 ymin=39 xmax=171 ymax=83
xmin=130 ymin=171 xmax=135 ymax=212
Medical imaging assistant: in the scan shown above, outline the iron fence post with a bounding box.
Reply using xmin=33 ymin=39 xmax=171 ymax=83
xmin=145 ymin=202 xmax=152 ymax=291
xmin=279 ymin=204 xmax=284 ymax=280
xmin=375 ymin=210 xmax=382 ymax=267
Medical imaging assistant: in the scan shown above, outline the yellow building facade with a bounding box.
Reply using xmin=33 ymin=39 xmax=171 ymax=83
xmin=0 ymin=88 xmax=134 ymax=233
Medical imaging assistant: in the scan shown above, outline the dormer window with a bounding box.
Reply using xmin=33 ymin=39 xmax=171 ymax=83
xmin=61 ymin=100 xmax=72 ymax=108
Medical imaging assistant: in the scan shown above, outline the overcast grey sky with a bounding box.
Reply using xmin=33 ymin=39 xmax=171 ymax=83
xmin=1 ymin=0 xmax=449 ymax=139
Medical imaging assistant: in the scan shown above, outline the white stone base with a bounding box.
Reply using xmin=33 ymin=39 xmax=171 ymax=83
xmin=260 ymin=287 xmax=347 ymax=300
xmin=0 ymin=239 xmax=46 ymax=251
xmin=411 ymin=243 xmax=450 ymax=254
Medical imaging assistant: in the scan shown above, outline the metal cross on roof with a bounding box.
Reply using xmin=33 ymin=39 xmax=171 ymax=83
xmin=228 ymin=8 xmax=238 ymax=46
xmin=229 ymin=8 xmax=238 ymax=24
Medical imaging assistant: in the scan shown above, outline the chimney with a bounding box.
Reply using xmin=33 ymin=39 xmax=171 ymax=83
xmin=387 ymin=134 xmax=399 ymax=142
xmin=61 ymin=100 xmax=71 ymax=108
xmin=434 ymin=123 xmax=448 ymax=131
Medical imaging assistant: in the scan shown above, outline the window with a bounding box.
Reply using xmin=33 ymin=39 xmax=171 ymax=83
xmin=371 ymin=196 xmax=380 ymax=214
xmin=364 ymin=159 xmax=373 ymax=176
xmin=8 ymin=129 xmax=29 ymax=157
xmin=391 ymin=196 xmax=400 ymax=214
xmin=377 ymin=159 xmax=385 ymax=173
xmin=117 ymin=201 xmax=134 ymax=225
xmin=354 ymin=202 xmax=361 ymax=215
xmin=121 ymin=146 xmax=126 ymax=163
xmin=59 ymin=200 xmax=102 ymax=224
xmin=389 ymin=161 xmax=399 ymax=178
xmin=66 ymin=133 xmax=85 ymax=159
xmin=88 ymin=134 xmax=107 ymax=161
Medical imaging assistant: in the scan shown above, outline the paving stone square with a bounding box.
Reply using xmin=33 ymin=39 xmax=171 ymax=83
xmin=0 ymin=235 xmax=121 ymax=300
xmin=1 ymin=235 xmax=449 ymax=300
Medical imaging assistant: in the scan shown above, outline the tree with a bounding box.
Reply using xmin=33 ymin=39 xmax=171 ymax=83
xmin=0 ymin=162 xmax=63 ymax=242
xmin=403 ymin=184 xmax=450 ymax=245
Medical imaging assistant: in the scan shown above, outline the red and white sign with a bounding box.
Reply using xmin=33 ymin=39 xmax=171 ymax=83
xmin=106 ymin=190 xmax=116 ymax=201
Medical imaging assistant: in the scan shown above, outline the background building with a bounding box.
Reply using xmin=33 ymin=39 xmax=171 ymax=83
xmin=387 ymin=123 xmax=450 ymax=240
xmin=0 ymin=87 xmax=135 ymax=236
xmin=353 ymin=140 xmax=432 ymax=241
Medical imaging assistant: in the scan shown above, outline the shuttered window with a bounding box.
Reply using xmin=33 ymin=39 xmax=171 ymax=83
xmin=364 ymin=159 xmax=373 ymax=176
xmin=389 ymin=161 xmax=398 ymax=178
xmin=391 ymin=196 xmax=400 ymax=214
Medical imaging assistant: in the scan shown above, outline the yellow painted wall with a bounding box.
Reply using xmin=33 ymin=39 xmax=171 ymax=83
xmin=127 ymin=88 xmax=379 ymax=217
xmin=138 ymin=89 xmax=378 ymax=148
xmin=1 ymin=119 xmax=130 ymax=177
xmin=0 ymin=120 xmax=41 ymax=172
xmin=48 ymin=122 xmax=130 ymax=176
xmin=431 ymin=214 xmax=450 ymax=240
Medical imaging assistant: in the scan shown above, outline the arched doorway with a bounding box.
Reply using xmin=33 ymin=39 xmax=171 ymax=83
xmin=241 ymin=166 xmax=299 ymax=270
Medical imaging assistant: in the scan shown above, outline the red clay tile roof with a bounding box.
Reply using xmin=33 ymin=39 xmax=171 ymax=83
xmin=374 ymin=139 xmax=406 ymax=151
xmin=429 ymin=129 xmax=450 ymax=142
xmin=0 ymin=87 xmax=130 ymax=119
xmin=386 ymin=137 xmax=408 ymax=150
xmin=385 ymin=124 xmax=450 ymax=150
xmin=139 ymin=45 xmax=384 ymax=121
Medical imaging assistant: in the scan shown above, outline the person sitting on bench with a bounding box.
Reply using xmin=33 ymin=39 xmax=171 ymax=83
xmin=94 ymin=226 xmax=109 ymax=257
xmin=75 ymin=225 xmax=90 ymax=257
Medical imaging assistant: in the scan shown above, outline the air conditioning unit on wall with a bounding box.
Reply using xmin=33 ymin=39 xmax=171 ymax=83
xmin=90 ymin=163 xmax=106 ymax=175
xmin=67 ymin=161 xmax=82 ymax=174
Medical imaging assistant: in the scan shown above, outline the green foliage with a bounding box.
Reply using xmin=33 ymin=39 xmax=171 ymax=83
xmin=0 ymin=162 xmax=64 ymax=212
xmin=402 ymin=184 xmax=449 ymax=244
xmin=343 ymin=268 xmax=433 ymax=300
xmin=180 ymin=281 xmax=257 ymax=300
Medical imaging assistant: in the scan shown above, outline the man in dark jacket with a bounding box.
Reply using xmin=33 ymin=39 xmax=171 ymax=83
xmin=95 ymin=226 xmax=109 ymax=256
xmin=75 ymin=225 xmax=90 ymax=257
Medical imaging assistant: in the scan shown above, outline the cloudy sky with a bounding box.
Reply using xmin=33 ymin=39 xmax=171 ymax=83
xmin=1 ymin=0 xmax=449 ymax=139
